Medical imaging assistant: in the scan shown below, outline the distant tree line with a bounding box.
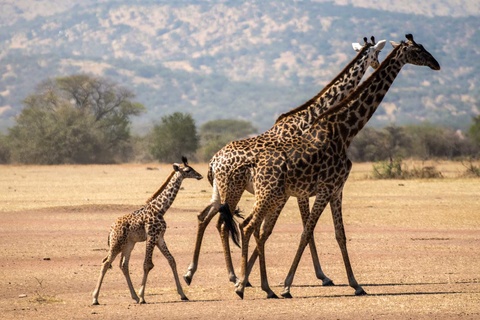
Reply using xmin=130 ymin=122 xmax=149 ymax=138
xmin=1 ymin=74 xmax=479 ymax=165
xmin=348 ymin=122 xmax=480 ymax=162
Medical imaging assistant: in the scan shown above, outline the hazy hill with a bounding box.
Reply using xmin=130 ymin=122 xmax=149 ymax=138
xmin=1 ymin=0 xmax=479 ymax=134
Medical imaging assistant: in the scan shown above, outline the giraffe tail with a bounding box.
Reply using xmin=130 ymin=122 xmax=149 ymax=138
xmin=218 ymin=203 xmax=241 ymax=248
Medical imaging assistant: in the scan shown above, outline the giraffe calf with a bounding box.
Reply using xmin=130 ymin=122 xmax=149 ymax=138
xmin=92 ymin=157 xmax=203 ymax=305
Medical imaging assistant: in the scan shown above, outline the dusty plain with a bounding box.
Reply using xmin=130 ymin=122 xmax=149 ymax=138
xmin=0 ymin=161 xmax=479 ymax=319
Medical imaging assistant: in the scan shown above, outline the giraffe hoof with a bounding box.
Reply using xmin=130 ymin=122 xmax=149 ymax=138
xmin=355 ymin=287 xmax=367 ymax=296
xmin=235 ymin=290 xmax=244 ymax=300
xmin=322 ymin=278 xmax=335 ymax=286
xmin=281 ymin=291 xmax=293 ymax=299
xmin=267 ymin=292 xmax=279 ymax=299
xmin=92 ymin=300 xmax=100 ymax=306
xmin=246 ymin=281 xmax=253 ymax=288
xmin=181 ymin=296 xmax=189 ymax=301
xmin=183 ymin=274 xmax=192 ymax=286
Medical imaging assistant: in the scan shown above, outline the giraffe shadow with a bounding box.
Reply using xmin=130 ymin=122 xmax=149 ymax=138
xmin=144 ymin=298 xmax=224 ymax=305
xmin=290 ymin=281 xmax=449 ymax=288
xmin=281 ymin=280 xmax=472 ymax=299
xmin=142 ymin=280 xmax=477 ymax=303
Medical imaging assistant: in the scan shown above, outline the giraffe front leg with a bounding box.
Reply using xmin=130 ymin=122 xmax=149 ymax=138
xmin=297 ymin=197 xmax=334 ymax=286
xmin=158 ymin=238 xmax=189 ymax=301
xmin=282 ymin=195 xmax=330 ymax=298
xmin=138 ymin=240 xmax=156 ymax=304
xmin=184 ymin=203 xmax=219 ymax=285
xmin=330 ymin=195 xmax=366 ymax=296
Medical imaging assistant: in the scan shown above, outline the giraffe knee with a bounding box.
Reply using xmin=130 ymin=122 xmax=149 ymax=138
xmin=144 ymin=261 xmax=154 ymax=272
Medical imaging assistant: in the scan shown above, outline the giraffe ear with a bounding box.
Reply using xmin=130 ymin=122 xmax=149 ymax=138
xmin=374 ymin=40 xmax=386 ymax=51
xmin=352 ymin=42 xmax=363 ymax=52
xmin=173 ymin=163 xmax=180 ymax=171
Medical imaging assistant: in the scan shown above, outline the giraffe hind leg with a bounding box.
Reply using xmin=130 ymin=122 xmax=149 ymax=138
xmin=119 ymin=242 xmax=140 ymax=303
xmin=92 ymin=249 xmax=119 ymax=305
xmin=184 ymin=203 xmax=220 ymax=285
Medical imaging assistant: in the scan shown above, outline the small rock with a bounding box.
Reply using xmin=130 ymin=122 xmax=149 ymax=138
xmin=43 ymin=257 xmax=51 ymax=261
xmin=19 ymin=294 xmax=27 ymax=298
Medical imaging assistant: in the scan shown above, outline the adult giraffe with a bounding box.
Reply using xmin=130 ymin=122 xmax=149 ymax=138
xmin=184 ymin=37 xmax=386 ymax=286
xmin=231 ymin=34 xmax=440 ymax=299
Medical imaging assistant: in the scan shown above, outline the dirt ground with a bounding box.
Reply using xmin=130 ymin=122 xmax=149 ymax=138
xmin=0 ymin=163 xmax=479 ymax=319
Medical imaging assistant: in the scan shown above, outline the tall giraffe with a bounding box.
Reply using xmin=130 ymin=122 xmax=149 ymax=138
xmin=92 ymin=157 xmax=205 ymax=305
xmin=184 ymin=37 xmax=386 ymax=286
xmin=231 ymin=34 xmax=440 ymax=299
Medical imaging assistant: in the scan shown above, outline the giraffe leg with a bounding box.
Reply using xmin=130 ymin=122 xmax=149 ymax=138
xmin=138 ymin=239 xmax=156 ymax=304
xmin=243 ymin=215 xmax=259 ymax=286
xmin=215 ymin=173 xmax=248 ymax=285
xmin=119 ymin=241 xmax=140 ymax=303
xmin=282 ymin=194 xmax=331 ymax=298
xmin=235 ymin=193 xmax=283 ymax=299
xmin=255 ymin=199 xmax=287 ymax=299
xmin=217 ymin=214 xmax=239 ymax=284
xmin=157 ymin=237 xmax=189 ymax=301
xmin=92 ymin=252 xmax=117 ymax=305
xmin=184 ymin=203 xmax=220 ymax=285
xmin=244 ymin=245 xmax=258 ymax=285
xmin=330 ymin=193 xmax=366 ymax=296
xmin=234 ymin=214 xmax=258 ymax=299
xmin=297 ymin=197 xmax=334 ymax=286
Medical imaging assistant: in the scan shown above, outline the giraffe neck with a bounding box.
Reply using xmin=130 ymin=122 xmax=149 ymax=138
xmin=148 ymin=171 xmax=183 ymax=216
xmin=320 ymin=44 xmax=406 ymax=148
xmin=272 ymin=45 xmax=373 ymax=137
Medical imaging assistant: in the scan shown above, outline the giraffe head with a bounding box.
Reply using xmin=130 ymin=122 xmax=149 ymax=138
xmin=352 ymin=36 xmax=386 ymax=69
xmin=390 ymin=34 xmax=441 ymax=70
xmin=173 ymin=156 xmax=203 ymax=180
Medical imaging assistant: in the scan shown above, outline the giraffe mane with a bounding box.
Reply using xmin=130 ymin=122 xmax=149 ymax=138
xmin=146 ymin=170 xmax=176 ymax=203
xmin=274 ymin=42 xmax=373 ymax=124
xmin=312 ymin=41 xmax=404 ymax=125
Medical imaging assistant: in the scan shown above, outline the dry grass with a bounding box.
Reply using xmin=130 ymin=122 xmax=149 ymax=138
xmin=0 ymin=160 xmax=476 ymax=213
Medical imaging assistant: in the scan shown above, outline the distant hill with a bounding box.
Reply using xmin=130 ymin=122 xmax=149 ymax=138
xmin=1 ymin=0 xmax=479 ymax=134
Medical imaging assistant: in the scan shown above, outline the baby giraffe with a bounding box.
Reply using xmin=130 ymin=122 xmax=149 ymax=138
xmin=92 ymin=157 xmax=203 ymax=305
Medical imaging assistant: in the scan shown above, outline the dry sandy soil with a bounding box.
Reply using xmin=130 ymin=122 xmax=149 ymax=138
xmin=0 ymin=162 xmax=479 ymax=319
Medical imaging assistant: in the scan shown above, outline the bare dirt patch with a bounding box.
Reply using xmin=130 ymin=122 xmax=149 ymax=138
xmin=0 ymin=163 xmax=479 ymax=319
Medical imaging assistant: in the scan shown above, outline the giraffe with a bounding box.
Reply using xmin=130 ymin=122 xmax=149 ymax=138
xmin=230 ymin=34 xmax=440 ymax=299
xmin=184 ymin=37 xmax=386 ymax=287
xmin=92 ymin=157 xmax=206 ymax=305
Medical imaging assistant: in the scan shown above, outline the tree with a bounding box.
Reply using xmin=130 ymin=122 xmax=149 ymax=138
xmin=0 ymin=133 xmax=10 ymax=163
xmin=468 ymin=115 xmax=480 ymax=151
xmin=349 ymin=126 xmax=411 ymax=162
xmin=150 ymin=112 xmax=199 ymax=163
xmin=404 ymin=123 xmax=468 ymax=159
xmin=8 ymin=74 xmax=144 ymax=164
xmin=198 ymin=119 xmax=258 ymax=161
